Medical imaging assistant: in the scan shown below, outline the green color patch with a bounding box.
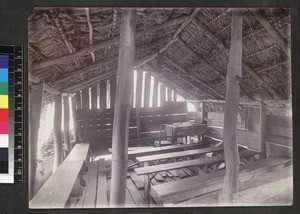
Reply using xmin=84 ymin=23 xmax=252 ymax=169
xmin=0 ymin=82 xmax=8 ymax=95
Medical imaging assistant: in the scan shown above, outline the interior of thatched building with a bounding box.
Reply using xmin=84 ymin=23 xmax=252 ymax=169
xmin=28 ymin=8 xmax=292 ymax=208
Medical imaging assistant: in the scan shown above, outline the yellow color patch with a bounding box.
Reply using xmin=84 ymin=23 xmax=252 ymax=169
xmin=0 ymin=95 xmax=8 ymax=108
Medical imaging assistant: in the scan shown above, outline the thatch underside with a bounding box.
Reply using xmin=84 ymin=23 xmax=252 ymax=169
xmin=28 ymin=8 xmax=291 ymax=103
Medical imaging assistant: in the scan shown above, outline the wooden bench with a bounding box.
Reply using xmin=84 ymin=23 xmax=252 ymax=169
xmin=30 ymin=143 xmax=90 ymax=208
xmin=78 ymin=158 xmax=108 ymax=208
xmin=150 ymin=157 xmax=291 ymax=206
xmin=135 ymin=146 xmax=223 ymax=164
xmin=134 ymin=149 xmax=260 ymax=204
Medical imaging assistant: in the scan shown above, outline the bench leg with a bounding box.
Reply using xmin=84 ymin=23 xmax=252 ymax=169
xmin=143 ymin=162 xmax=150 ymax=205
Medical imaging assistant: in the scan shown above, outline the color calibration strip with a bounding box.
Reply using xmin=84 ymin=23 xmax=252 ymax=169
xmin=0 ymin=55 xmax=10 ymax=181
xmin=0 ymin=45 xmax=24 ymax=183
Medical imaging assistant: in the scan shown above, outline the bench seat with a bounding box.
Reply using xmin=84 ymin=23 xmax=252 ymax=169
xmin=150 ymin=157 xmax=292 ymax=205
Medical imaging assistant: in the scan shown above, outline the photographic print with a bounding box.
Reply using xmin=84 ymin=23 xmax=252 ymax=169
xmin=28 ymin=7 xmax=292 ymax=208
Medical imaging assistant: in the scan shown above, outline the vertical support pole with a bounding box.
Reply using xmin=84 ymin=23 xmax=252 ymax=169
xmin=160 ymin=84 xmax=166 ymax=106
xmin=167 ymin=87 xmax=172 ymax=102
xmin=100 ymin=81 xmax=107 ymax=109
xmin=135 ymin=71 xmax=143 ymax=138
xmin=82 ymin=87 xmax=89 ymax=110
xmin=152 ymin=78 xmax=159 ymax=107
xmin=110 ymin=9 xmax=136 ymax=207
xmin=259 ymin=101 xmax=267 ymax=159
xmin=220 ymin=9 xmax=243 ymax=204
xmin=71 ymin=96 xmax=80 ymax=144
xmin=53 ymin=94 xmax=62 ymax=172
xmin=29 ymin=82 xmax=44 ymax=200
xmin=110 ymin=76 xmax=117 ymax=109
xmin=91 ymin=85 xmax=97 ymax=109
xmin=75 ymin=91 xmax=81 ymax=110
xmin=63 ymin=95 xmax=71 ymax=155
xmin=144 ymin=73 xmax=151 ymax=108
xmin=173 ymin=91 xmax=177 ymax=102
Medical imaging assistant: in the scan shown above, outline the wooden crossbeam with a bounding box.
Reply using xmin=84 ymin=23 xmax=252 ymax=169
xmin=29 ymin=73 xmax=60 ymax=95
xmin=32 ymin=15 xmax=189 ymax=70
xmin=55 ymin=35 xmax=172 ymax=85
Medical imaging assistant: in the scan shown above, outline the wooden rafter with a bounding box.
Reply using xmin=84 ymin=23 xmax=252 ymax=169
xmin=192 ymin=17 xmax=281 ymax=99
xmin=178 ymin=37 xmax=225 ymax=80
xmin=164 ymin=57 xmax=224 ymax=99
xmin=55 ymin=35 xmax=172 ymax=85
xmin=137 ymin=8 xmax=201 ymax=66
xmin=32 ymin=14 xmax=189 ymax=70
xmin=250 ymin=9 xmax=290 ymax=57
xmin=49 ymin=10 xmax=82 ymax=69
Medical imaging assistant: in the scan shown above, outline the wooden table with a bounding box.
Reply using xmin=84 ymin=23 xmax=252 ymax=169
xmin=164 ymin=122 xmax=207 ymax=144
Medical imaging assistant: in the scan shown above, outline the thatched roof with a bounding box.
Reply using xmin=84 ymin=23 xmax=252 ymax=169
xmin=28 ymin=8 xmax=291 ymax=103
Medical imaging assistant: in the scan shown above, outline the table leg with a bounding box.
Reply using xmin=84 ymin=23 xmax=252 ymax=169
xmin=143 ymin=162 xmax=150 ymax=205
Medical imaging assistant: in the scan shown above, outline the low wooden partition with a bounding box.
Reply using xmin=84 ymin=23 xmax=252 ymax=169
xmin=76 ymin=102 xmax=188 ymax=145
xmin=266 ymin=115 xmax=292 ymax=158
xmin=206 ymin=114 xmax=292 ymax=157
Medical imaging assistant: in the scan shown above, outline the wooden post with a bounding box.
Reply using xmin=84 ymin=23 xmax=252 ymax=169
xmin=63 ymin=95 xmax=71 ymax=155
xmin=173 ymin=91 xmax=177 ymax=102
xmin=81 ymin=87 xmax=89 ymax=110
xmin=75 ymin=91 xmax=81 ymax=110
xmin=91 ymin=85 xmax=97 ymax=109
xmin=110 ymin=76 xmax=117 ymax=109
xmin=220 ymin=9 xmax=243 ymax=204
xmin=259 ymin=101 xmax=267 ymax=159
xmin=160 ymin=84 xmax=166 ymax=106
xmin=100 ymin=81 xmax=107 ymax=109
xmin=71 ymin=96 xmax=80 ymax=144
xmin=167 ymin=87 xmax=172 ymax=102
xmin=110 ymin=9 xmax=136 ymax=207
xmin=135 ymin=71 xmax=143 ymax=138
xmin=29 ymin=82 xmax=44 ymax=200
xmin=53 ymin=94 xmax=63 ymax=172
xmin=152 ymin=78 xmax=159 ymax=107
xmin=144 ymin=73 xmax=151 ymax=107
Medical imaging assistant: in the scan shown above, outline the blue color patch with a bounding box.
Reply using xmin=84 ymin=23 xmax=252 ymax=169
xmin=0 ymin=69 xmax=8 ymax=82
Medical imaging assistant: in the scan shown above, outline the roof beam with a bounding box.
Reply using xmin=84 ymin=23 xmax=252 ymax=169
xmin=50 ymin=10 xmax=82 ymax=69
xmin=178 ymin=37 xmax=225 ymax=80
xmin=29 ymin=74 xmax=60 ymax=95
xmin=54 ymin=35 xmax=172 ymax=85
xmin=165 ymin=57 xmax=225 ymax=100
xmin=136 ymin=8 xmax=201 ymax=67
xmin=31 ymin=14 xmax=189 ymax=71
xmin=250 ymin=9 xmax=290 ymax=57
xmin=61 ymin=53 xmax=155 ymax=92
xmin=192 ymin=17 xmax=281 ymax=99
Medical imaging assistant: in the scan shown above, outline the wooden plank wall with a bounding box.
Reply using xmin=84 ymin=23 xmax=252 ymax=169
xmin=206 ymin=112 xmax=292 ymax=157
xmin=266 ymin=115 xmax=292 ymax=158
xmin=77 ymin=102 xmax=188 ymax=144
xmin=75 ymin=72 xmax=187 ymax=145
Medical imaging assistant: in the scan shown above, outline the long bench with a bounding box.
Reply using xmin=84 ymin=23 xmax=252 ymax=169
xmin=134 ymin=149 xmax=260 ymax=204
xmin=29 ymin=143 xmax=90 ymax=208
xmin=150 ymin=157 xmax=291 ymax=206
xmin=135 ymin=146 xmax=223 ymax=164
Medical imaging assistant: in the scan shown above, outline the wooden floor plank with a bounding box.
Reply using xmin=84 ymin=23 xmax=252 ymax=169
xmin=96 ymin=158 xmax=108 ymax=207
xmin=127 ymin=179 xmax=145 ymax=207
xmin=82 ymin=160 xmax=99 ymax=208
xmin=129 ymin=171 xmax=144 ymax=190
